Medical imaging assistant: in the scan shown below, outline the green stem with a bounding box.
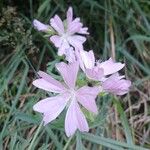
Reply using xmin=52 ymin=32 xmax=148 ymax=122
xmin=63 ymin=136 xmax=73 ymax=150
xmin=28 ymin=121 xmax=43 ymax=150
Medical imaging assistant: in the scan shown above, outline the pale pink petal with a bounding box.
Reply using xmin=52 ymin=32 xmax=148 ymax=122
xmin=33 ymin=94 xmax=70 ymax=125
xmin=70 ymin=18 xmax=89 ymax=35
xmin=116 ymin=80 xmax=131 ymax=95
xmin=71 ymin=35 xmax=86 ymax=43
xmin=72 ymin=17 xmax=80 ymax=23
xmin=97 ymin=58 xmax=125 ymax=76
xmin=56 ymin=62 xmax=79 ymax=89
xmin=85 ymin=67 xmax=104 ymax=81
xmin=75 ymin=102 xmax=89 ymax=132
xmin=102 ymin=73 xmax=131 ymax=95
xmin=65 ymin=47 xmax=76 ymax=63
xmin=68 ymin=35 xmax=85 ymax=50
xmin=76 ymin=86 xmax=100 ymax=114
xmin=75 ymin=49 xmax=85 ymax=71
xmin=58 ymin=40 xmax=70 ymax=56
xmin=65 ymin=100 xmax=89 ymax=137
xmin=80 ymin=50 xmax=95 ymax=69
xmin=65 ymin=100 xmax=77 ymax=137
xmin=50 ymin=15 xmax=64 ymax=34
xmin=61 ymin=39 xmax=70 ymax=49
xmin=68 ymin=17 xmax=80 ymax=27
xmin=78 ymin=27 xmax=89 ymax=34
xmin=57 ymin=48 xmax=66 ymax=56
xmin=67 ymin=22 xmax=82 ymax=34
xmin=38 ymin=71 xmax=66 ymax=90
xmin=33 ymin=19 xmax=49 ymax=31
xmin=50 ymin=35 xmax=62 ymax=48
xmin=33 ymin=79 xmax=62 ymax=93
xmin=67 ymin=7 xmax=73 ymax=25
xmin=33 ymin=71 xmax=66 ymax=93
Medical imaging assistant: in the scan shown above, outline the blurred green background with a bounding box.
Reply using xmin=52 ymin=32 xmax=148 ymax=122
xmin=0 ymin=0 xmax=150 ymax=149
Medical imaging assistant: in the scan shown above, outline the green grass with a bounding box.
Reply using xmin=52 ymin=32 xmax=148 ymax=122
xmin=0 ymin=0 xmax=150 ymax=149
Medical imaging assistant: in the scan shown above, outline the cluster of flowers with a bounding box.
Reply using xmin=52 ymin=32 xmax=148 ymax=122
xmin=33 ymin=7 xmax=131 ymax=137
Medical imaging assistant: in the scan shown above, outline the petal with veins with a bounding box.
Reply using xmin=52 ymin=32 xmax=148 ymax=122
xmin=65 ymin=47 xmax=76 ymax=63
xmin=57 ymin=40 xmax=70 ymax=56
xmin=74 ymin=49 xmax=85 ymax=71
xmin=33 ymin=72 xmax=66 ymax=93
xmin=33 ymin=93 xmax=70 ymax=125
xmin=80 ymin=50 xmax=95 ymax=69
xmin=76 ymin=86 xmax=100 ymax=114
xmin=86 ymin=67 xmax=104 ymax=81
xmin=98 ymin=58 xmax=125 ymax=76
xmin=38 ymin=71 xmax=66 ymax=90
xmin=102 ymin=73 xmax=131 ymax=95
xmin=33 ymin=19 xmax=49 ymax=31
xmin=67 ymin=22 xmax=82 ymax=34
xmin=67 ymin=7 xmax=73 ymax=25
xmin=50 ymin=15 xmax=64 ymax=34
xmin=56 ymin=62 xmax=79 ymax=89
xmin=68 ymin=35 xmax=85 ymax=50
xmin=78 ymin=27 xmax=89 ymax=34
xmin=50 ymin=35 xmax=62 ymax=48
xmin=65 ymin=99 xmax=89 ymax=137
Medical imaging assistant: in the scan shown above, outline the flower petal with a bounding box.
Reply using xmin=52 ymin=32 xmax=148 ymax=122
xmin=67 ymin=7 xmax=73 ymax=25
xmin=50 ymin=35 xmax=62 ymax=48
xmin=70 ymin=35 xmax=86 ymax=43
xmin=65 ymin=47 xmax=76 ymax=63
xmin=33 ymin=94 xmax=70 ymax=125
xmin=33 ymin=71 xmax=66 ymax=93
xmin=85 ymin=67 xmax=104 ymax=81
xmin=78 ymin=27 xmax=89 ymax=34
xmin=56 ymin=62 xmax=79 ymax=89
xmin=57 ymin=39 xmax=70 ymax=56
xmin=67 ymin=21 xmax=82 ymax=34
xmin=33 ymin=19 xmax=49 ymax=31
xmin=76 ymin=86 xmax=100 ymax=114
xmin=75 ymin=49 xmax=85 ymax=71
xmin=68 ymin=35 xmax=86 ymax=50
xmin=97 ymin=58 xmax=125 ymax=76
xmin=80 ymin=50 xmax=95 ymax=69
xmin=50 ymin=15 xmax=64 ymax=34
xmin=102 ymin=73 xmax=131 ymax=95
xmin=65 ymin=100 xmax=89 ymax=137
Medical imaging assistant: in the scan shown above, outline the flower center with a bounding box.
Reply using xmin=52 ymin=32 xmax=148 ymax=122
xmin=65 ymin=89 xmax=76 ymax=108
xmin=62 ymin=33 xmax=70 ymax=40
xmin=70 ymin=89 xmax=76 ymax=97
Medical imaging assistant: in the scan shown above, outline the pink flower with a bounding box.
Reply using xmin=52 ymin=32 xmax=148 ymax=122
xmin=33 ymin=62 xmax=99 ymax=137
xmin=80 ymin=50 xmax=125 ymax=80
xmin=80 ymin=50 xmax=131 ymax=95
xmin=102 ymin=73 xmax=131 ymax=95
xmin=50 ymin=7 xmax=89 ymax=56
xmin=96 ymin=58 xmax=125 ymax=76
xmin=33 ymin=7 xmax=88 ymax=63
xmin=80 ymin=50 xmax=104 ymax=80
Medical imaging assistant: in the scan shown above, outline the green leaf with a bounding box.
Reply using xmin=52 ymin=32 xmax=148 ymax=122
xmin=82 ymin=133 xmax=124 ymax=150
xmin=113 ymin=98 xmax=134 ymax=145
xmin=125 ymin=35 xmax=150 ymax=43
xmin=82 ymin=133 xmax=148 ymax=150
xmin=15 ymin=112 xmax=39 ymax=124
xmin=76 ymin=131 xmax=86 ymax=150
